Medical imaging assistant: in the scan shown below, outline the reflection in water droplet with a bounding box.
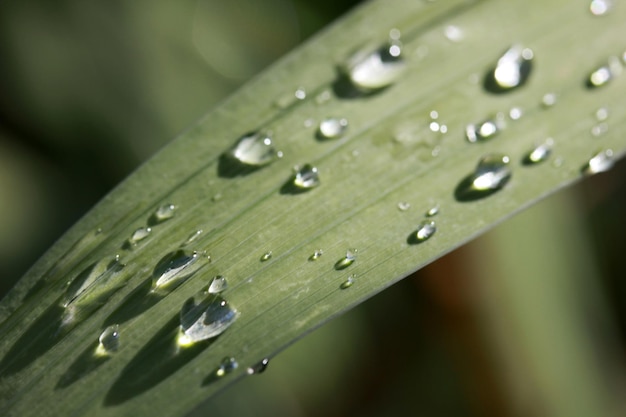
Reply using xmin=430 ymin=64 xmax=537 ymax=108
xmin=485 ymin=44 xmax=533 ymax=93
xmin=208 ymin=275 xmax=228 ymax=294
xmin=178 ymin=293 xmax=237 ymax=346
xmin=590 ymin=0 xmax=612 ymax=16
xmin=309 ymin=249 xmax=323 ymax=261
xmin=260 ymin=251 xmax=272 ymax=262
xmin=523 ymin=139 xmax=553 ymax=165
xmin=425 ymin=204 xmax=440 ymax=217
xmin=340 ymin=275 xmax=355 ymax=289
xmin=444 ymin=25 xmax=464 ymax=42
xmin=341 ymin=41 xmax=406 ymax=93
xmin=413 ymin=220 xmax=437 ymax=242
xmin=152 ymin=250 xmax=203 ymax=290
xmin=541 ymin=92 xmax=557 ymax=108
xmin=397 ymin=201 xmax=411 ymax=211
xmin=215 ymin=357 xmax=238 ymax=377
xmin=583 ymin=149 xmax=615 ymax=175
xmin=455 ymin=154 xmax=512 ymax=201
xmin=128 ymin=227 xmax=151 ymax=246
xmin=587 ymin=56 xmax=622 ymax=88
xmin=247 ymin=358 xmax=269 ymax=375
xmin=291 ymin=164 xmax=320 ymax=190
xmin=96 ymin=324 xmax=120 ymax=356
xmin=335 ymin=249 xmax=357 ymax=270
xmin=318 ymin=118 xmax=348 ymax=139
xmin=154 ymin=204 xmax=176 ymax=223
xmin=229 ymin=132 xmax=277 ymax=167
xmin=465 ymin=118 xmax=501 ymax=143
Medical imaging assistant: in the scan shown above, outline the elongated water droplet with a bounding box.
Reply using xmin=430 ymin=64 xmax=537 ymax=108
xmin=128 ymin=227 xmax=151 ymax=246
xmin=309 ymin=249 xmax=323 ymax=261
xmin=411 ymin=220 xmax=437 ymax=243
xmin=208 ymin=275 xmax=228 ymax=294
xmin=340 ymin=41 xmax=405 ymax=94
xmin=182 ymin=229 xmax=203 ymax=247
xmin=455 ymin=154 xmax=512 ymax=201
xmin=152 ymin=250 xmax=202 ymax=290
xmin=397 ymin=201 xmax=411 ymax=211
xmin=229 ymin=132 xmax=277 ymax=167
xmin=523 ymin=139 xmax=553 ymax=165
xmin=465 ymin=118 xmax=502 ymax=143
xmin=335 ymin=249 xmax=357 ymax=270
xmin=96 ymin=325 xmax=120 ymax=355
xmin=63 ymin=256 xmax=125 ymax=309
xmin=318 ymin=118 xmax=348 ymax=139
xmin=153 ymin=204 xmax=176 ymax=223
xmin=340 ymin=275 xmax=355 ymax=289
xmin=247 ymin=358 xmax=269 ymax=375
xmin=485 ymin=44 xmax=533 ymax=93
xmin=178 ymin=293 xmax=237 ymax=346
xmin=425 ymin=204 xmax=440 ymax=217
xmin=590 ymin=0 xmax=612 ymax=16
xmin=587 ymin=56 xmax=622 ymax=88
xmin=260 ymin=251 xmax=272 ymax=262
xmin=293 ymin=164 xmax=320 ymax=190
xmin=582 ymin=149 xmax=615 ymax=175
xmin=215 ymin=357 xmax=238 ymax=377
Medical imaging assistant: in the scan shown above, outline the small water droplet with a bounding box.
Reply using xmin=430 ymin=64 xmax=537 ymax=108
xmin=591 ymin=122 xmax=609 ymax=137
xmin=595 ymin=107 xmax=609 ymax=121
xmin=153 ymin=204 xmax=176 ymax=223
xmin=340 ymin=41 xmax=406 ymax=93
xmin=292 ymin=164 xmax=320 ymax=190
xmin=340 ymin=275 xmax=355 ymax=289
xmin=247 ymin=358 xmax=269 ymax=375
xmin=229 ymin=132 xmax=278 ymax=167
xmin=294 ymin=87 xmax=306 ymax=100
xmin=215 ymin=357 xmax=238 ymax=377
xmin=97 ymin=324 xmax=120 ymax=355
xmin=444 ymin=25 xmax=464 ymax=42
xmin=541 ymin=92 xmax=557 ymax=108
xmin=508 ymin=107 xmax=523 ymax=120
xmin=152 ymin=250 xmax=203 ymax=290
xmin=397 ymin=201 xmax=411 ymax=211
xmin=455 ymin=154 xmax=512 ymax=201
xmin=425 ymin=204 xmax=440 ymax=217
xmin=587 ymin=56 xmax=622 ymax=88
xmin=178 ymin=293 xmax=238 ymax=346
xmin=411 ymin=220 xmax=437 ymax=243
xmin=485 ymin=44 xmax=533 ymax=93
xmin=182 ymin=230 xmax=203 ymax=247
xmin=589 ymin=0 xmax=612 ymax=16
xmin=582 ymin=149 xmax=615 ymax=175
xmin=318 ymin=118 xmax=348 ymax=139
xmin=315 ymin=90 xmax=332 ymax=105
xmin=465 ymin=118 xmax=502 ymax=143
xmin=335 ymin=249 xmax=357 ymax=270
xmin=208 ymin=275 xmax=228 ymax=294
xmin=309 ymin=249 xmax=323 ymax=261
xmin=128 ymin=227 xmax=151 ymax=246
xmin=260 ymin=251 xmax=273 ymax=262
xmin=523 ymin=139 xmax=553 ymax=165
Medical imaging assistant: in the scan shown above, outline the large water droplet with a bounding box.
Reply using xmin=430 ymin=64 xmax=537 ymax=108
xmin=178 ymin=293 xmax=237 ymax=346
xmin=484 ymin=44 xmax=533 ymax=93
xmin=590 ymin=0 xmax=612 ymax=16
xmin=63 ymin=256 xmax=125 ymax=309
xmin=96 ymin=324 xmax=120 ymax=356
xmin=455 ymin=154 xmax=512 ymax=201
xmin=318 ymin=118 xmax=348 ymax=140
xmin=587 ymin=56 xmax=622 ymax=88
xmin=152 ymin=250 xmax=203 ymax=290
xmin=409 ymin=220 xmax=437 ymax=244
xmin=465 ymin=117 xmax=502 ymax=143
xmin=228 ymin=132 xmax=278 ymax=167
xmin=582 ymin=149 xmax=615 ymax=175
xmin=247 ymin=358 xmax=269 ymax=375
xmin=339 ymin=41 xmax=406 ymax=94
xmin=152 ymin=204 xmax=176 ymax=224
xmin=208 ymin=275 xmax=228 ymax=294
xmin=523 ymin=139 xmax=553 ymax=165
xmin=335 ymin=249 xmax=357 ymax=270
xmin=215 ymin=357 xmax=239 ymax=377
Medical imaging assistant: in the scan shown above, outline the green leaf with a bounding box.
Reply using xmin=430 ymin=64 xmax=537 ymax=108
xmin=1 ymin=0 xmax=625 ymax=416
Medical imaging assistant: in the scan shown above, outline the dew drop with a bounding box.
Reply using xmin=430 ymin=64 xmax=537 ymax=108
xmin=229 ymin=132 xmax=278 ymax=167
xmin=397 ymin=201 xmax=411 ymax=211
xmin=523 ymin=139 xmax=553 ymax=165
xmin=465 ymin=118 xmax=501 ymax=143
xmin=293 ymin=164 xmax=320 ymax=190
xmin=508 ymin=107 xmax=523 ymax=120
xmin=182 ymin=229 xmax=203 ymax=247
xmin=444 ymin=25 xmax=464 ymax=42
xmin=587 ymin=56 xmax=622 ymax=88
xmin=294 ymin=87 xmax=306 ymax=100
xmin=485 ymin=44 xmax=533 ymax=93
xmin=582 ymin=149 xmax=615 ymax=175
xmin=455 ymin=154 xmax=512 ymax=201
xmin=128 ymin=227 xmax=151 ymax=246
xmin=152 ymin=250 xmax=203 ymax=290
xmin=334 ymin=249 xmax=357 ymax=270
xmin=341 ymin=41 xmax=406 ymax=93
xmin=595 ymin=107 xmax=609 ymax=121
xmin=318 ymin=118 xmax=348 ymax=139
xmin=215 ymin=357 xmax=238 ymax=377
xmin=340 ymin=275 xmax=355 ymax=289
xmin=178 ymin=293 xmax=237 ymax=346
xmin=247 ymin=358 xmax=269 ymax=375
xmin=208 ymin=275 xmax=228 ymax=294
xmin=97 ymin=324 xmax=120 ymax=355
xmin=153 ymin=204 xmax=176 ymax=223
xmin=589 ymin=0 xmax=612 ymax=16
xmin=260 ymin=251 xmax=273 ymax=262
xmin=541 ymin=92 xmax=558 ymax=108
xmin=591 ymin=122 xmax=609 ymax=137
xmin=63 ymin=256 xmax=126 ymax=309
xmin=308 ymin=249 xmax=323 ymax=261
xmin=425 ymin=204 xmax=440 ymax=217
xmin=412 ymin=220 xmax=437 ymax=243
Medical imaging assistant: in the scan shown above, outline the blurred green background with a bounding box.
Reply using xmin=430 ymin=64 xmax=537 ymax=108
xmin=0 ymin=1 xmax=624 ymax=416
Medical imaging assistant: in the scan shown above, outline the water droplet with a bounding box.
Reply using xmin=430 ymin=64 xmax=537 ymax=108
xmin=541 ymin=92 xmax=557 ymax=108
xmin=182 ymin=230 xmax=203 ymax=247
xmin=523 ymin=139 xmax=553 ymax=165
xmin=152 ymin=250 xmax=203 ymax=290
xmin=582 ymin=149 xmax=615 ymax=175
xmin=397 ymin=201 xmax=411 ymax=211
xmin=587 ymin=56 xmax=622 ymax=88
xmin=260 ymin=251 xmax=272 ymax=262
xmin=63 ymin=256 xmax=126 ymax=309
xmin=292 ymin=164 xmax=320 ymax=190
xmin=411 ymin=220 xmax=437 ymax=243
xmin=455 ymin=154 xmax=512 ymax=201
xmin=208 ymin=275 xmax=228 ymax=294
xmin=228 ymin=132 xmax=278 ymax=167
xmin=595 ymin=107 xmax=609 ymax=121
xmin=215 ymin=357 xmax=238 ymax=377
xmin=425 ymin=204 xmax=440 ymax=217
xmin=178 ymin=293 xmax=238 ymax=346
xmin=340 ymin=275 xmax=355 ymax=289
xmin=508 ymin=107 xmax=523 ymax=120
xmin=340 ymin=41 xmax=406 ymax=93
xmin=315 ymin=90 xmax=332 ymax=105
xmin=591 ymin=122 xmax=609 ymax=137
xmin=97 ymin=324 xmax=120 ymax=355
xmin=153 ymin=204 xmax=176 ymax=223
xmin=465 ymin=118 xmax=502 ymax=143
xmin=334 ymin=249 xmax=357 ymax=270
xmin=294 ymin=87 xmax=306 ymax=100
xmin=444 ymin=25 xmax=464 ymax=42
xmin=590 ymin=0 xmax=612 ymax=16
xmin=485 ymin=44 xmax=533 ymax=93
xmin=247 ymin=358 xmax=269 ymax=375
xmin=318 ymin=118 xmax=348 ymax=139
xmin=309 ymin=249 xmax=323 ymax=261
xmin=274 ymin=88 xmax=307 ymax=108
xmin=127 ymin=227 xmax=151 ymax=246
